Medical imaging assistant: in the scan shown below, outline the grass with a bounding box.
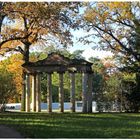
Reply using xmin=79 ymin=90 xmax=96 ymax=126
xmin=0 ymin=112 xmax=140 ymax=138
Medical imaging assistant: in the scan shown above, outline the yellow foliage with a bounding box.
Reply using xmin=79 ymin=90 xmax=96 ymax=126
xmin=0 ymin=54 xmax=23 ymax=102
xmin=85 ymin=2 xmax=133 ymax=25
xmin=84 ymin=9 xmax=98 ymax=23
xmin=104 ymin=2 xmax=132 ymax=19
xmin=7 ymin=54 xmax=24 ymax=94
xmin=1 ymin=40 xmax=22 ymax=49
xmin=122 ymin=72 xmax=136 ymax=82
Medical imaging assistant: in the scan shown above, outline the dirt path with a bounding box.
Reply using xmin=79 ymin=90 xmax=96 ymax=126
xmin=0 ymin=125 xmax=24 ymax=138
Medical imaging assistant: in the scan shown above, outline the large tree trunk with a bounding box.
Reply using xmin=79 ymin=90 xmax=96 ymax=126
xmin=20 ymin=42 xmax=31 ymax=111
xmin=23 ymin=42 xmax=30 ymax=63
xmin=0 ymin=3 xmax=4 ymax=32
xmin=0 ymin=15 xmax=5 ymax=33
xmin=0 ymin=3 xmax=7 ymax=33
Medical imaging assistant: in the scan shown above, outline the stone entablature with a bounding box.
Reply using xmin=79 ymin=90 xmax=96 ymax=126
xmin=22 ymin=52 xmax=93 ymax=74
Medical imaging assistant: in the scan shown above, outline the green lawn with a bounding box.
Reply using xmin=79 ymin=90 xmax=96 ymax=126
xmin=0 ymin=112 xmax=140 ymax=138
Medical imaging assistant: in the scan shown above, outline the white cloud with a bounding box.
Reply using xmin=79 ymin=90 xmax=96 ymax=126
xmin=82 ymin=48 xmax=113 ymax=60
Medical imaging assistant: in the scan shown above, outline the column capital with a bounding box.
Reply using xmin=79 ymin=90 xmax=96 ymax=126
xmin=30 ymin=72 xmax=37 ymax=76
xmin=26 ymin=73 xmax=30 ymax=76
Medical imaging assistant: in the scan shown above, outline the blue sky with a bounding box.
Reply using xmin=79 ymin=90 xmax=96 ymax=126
xmin=68 ymin=29 xmax=113 ymax=60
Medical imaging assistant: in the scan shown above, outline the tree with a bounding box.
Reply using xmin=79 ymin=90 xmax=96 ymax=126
xmin=89 ymin=57 xmax=105 ymax=112
xmin=104 ymin=73 xmax=123 ymax=111
xmin=81 ymin=2 xmax=140 ymax=111
xmin=89 ymin=56 xmax=125 ymax=112
xmin=0 ymin=54 xmax=23 ymax=102
xmin=0 ymin=2 xmax=81 ymax=62
xmin=83 ymin=2 xmax=140 ymax=61
xmin=120 ymin=72 xmax=140 ymax=112
xmin=7 ymin=54 xmax=23 ymax=96
xmin=82 ymin=2 xmax=140 ymax=74
xmin=0 ymin=63 xmax=17 ymax=112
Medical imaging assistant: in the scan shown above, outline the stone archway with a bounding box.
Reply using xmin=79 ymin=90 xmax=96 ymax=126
xmin=22 ymin=52 xmax=93 ymax=113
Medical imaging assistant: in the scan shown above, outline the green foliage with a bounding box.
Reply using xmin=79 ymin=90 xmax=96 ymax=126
xmin=104 ymin=74 xmax=122 ymax=111
xmin=75 ymin=73 xmax=82 ymax=100
xmin=70 ymin=50 xmax=85 ymax=59
xmin=120 ymin=72 xmax=140 ymax=112
xmin=41 ymin=72 xmax=82 ymax=102
xmin=119 ymin=21 xmax=140 ymax=112
xmin=0 ymin=68 xmax=17 ymax=106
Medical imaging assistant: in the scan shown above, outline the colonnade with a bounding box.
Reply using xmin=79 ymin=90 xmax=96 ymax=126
xmin=23 ymin=73 xmax=41 ymax=112
xmin=22 ymin=72 xmax=93 ymax=113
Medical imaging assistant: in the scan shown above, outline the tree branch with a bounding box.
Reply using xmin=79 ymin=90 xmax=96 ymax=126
xmin=92 ymin=24 xmax=140 ymax=61
xmin=0 ymin=46 xmax=24 ymax=55
xmin=0 ymin=32 xmax=32 ymax=49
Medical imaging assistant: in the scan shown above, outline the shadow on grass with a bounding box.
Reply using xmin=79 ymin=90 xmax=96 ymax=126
xmin=0 ymin=112 xmax=140 ymax=138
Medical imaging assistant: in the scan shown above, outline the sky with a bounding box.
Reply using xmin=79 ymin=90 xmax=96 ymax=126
xmin=68 ymin=40 xmax=113 ymax=60
xmin=68 ymin=29 xmax=113 ymax=60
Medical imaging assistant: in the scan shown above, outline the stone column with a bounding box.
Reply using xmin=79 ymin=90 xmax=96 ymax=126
xmin=59 ymin=73 xmax=64 ymax=113
xmin=26 ymin=74 xmax=30 ymax=112
xmin=21 ymin=72 xmax=26 ymax=111
xmin=47 ymin=73 xmax=52 ymax=113
xmin=32 ymin=74 xmax=36 ymax=112
xmin=82 ymin=72 xmax=88 ymax=113
xmin=36 ymin=73 xmax=41 ymax=112
xmin=87 ymin=73 xmax=93 ymax=113
xmin=70 ymin=73 xmax=75 ymax=112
